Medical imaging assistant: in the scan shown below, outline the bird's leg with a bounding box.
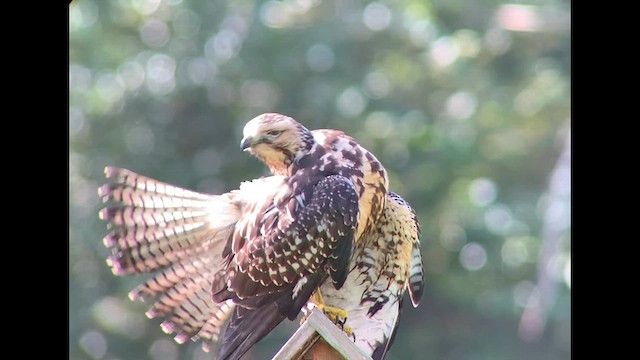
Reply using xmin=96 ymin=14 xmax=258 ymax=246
xmin=301 ymin=289 xmax=354 ymax=339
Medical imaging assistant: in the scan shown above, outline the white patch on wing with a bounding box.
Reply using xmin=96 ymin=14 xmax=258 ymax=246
xmin=205 ymin=196 xmax=241 ymax=231
xmin=292 ymin=276 xmax=308 ymax=299
xmin=312 ymin=131 xmax=327 ymax=145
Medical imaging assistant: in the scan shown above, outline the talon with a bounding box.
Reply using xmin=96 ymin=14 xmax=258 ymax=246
xmin=321 ymin=305 xmax=349 ymax=323
xmin=342 ymin=324 xmax=353 ymax=338
xmin=307 ymin=290 xmax=353 ymax=338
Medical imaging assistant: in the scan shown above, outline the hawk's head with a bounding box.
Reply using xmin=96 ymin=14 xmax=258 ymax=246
xmin=241 ymin=113 xmax=316 ymax=175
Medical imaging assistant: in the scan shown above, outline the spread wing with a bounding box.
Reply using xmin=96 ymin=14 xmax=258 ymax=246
xmin=99 ymin=167 xmax=281 ymax=350
xmin=99 ymin=167 xmax=423 ymax=359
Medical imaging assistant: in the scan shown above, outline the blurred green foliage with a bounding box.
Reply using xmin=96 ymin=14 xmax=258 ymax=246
xmin=69 ymin=0 xmax=570 ymax=359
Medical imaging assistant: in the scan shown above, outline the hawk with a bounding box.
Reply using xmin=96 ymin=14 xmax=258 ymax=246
xmin=99 ymin=113 xmax=423 ymax=359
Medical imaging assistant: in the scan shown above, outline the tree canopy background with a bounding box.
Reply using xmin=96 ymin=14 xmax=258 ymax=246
xmin=69 ymin=0 xmax=570 ymax=359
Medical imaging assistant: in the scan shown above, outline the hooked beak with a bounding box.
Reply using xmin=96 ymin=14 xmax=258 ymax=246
xmin=240 ymin=136 xmax=253 ymax=151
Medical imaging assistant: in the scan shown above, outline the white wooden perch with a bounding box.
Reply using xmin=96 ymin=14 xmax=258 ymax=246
xmin=271 ymin=309 xmax=372 ymax=360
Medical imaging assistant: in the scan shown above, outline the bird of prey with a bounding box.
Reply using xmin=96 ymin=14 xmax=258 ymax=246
xmin=99 ymin=113 xmax=423 ymax=359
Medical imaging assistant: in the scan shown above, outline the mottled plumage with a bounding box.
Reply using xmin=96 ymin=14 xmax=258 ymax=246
xmin=100 ymin=170 xmax=422 ymax=358
xmin=319 ymin=191 xmax=423 ymax=359
xmin=98 ymin=113 xmax=422 ymax=359
xmin=212 ymin=114 xmax=388 ymax=360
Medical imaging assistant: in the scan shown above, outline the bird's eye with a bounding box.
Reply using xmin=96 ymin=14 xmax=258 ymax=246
xmin=267 ymin=130 xmax=282 ymax=136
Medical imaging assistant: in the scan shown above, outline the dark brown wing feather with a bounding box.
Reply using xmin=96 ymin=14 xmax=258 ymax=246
xmin=212 ymin=174 xmax=359 ymax=360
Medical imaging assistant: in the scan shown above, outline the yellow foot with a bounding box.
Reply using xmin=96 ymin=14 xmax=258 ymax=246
xmin=305 ymin=290 xmax=356 ymax=340
xmin=320 ymin=306 xmax=351 ymax=335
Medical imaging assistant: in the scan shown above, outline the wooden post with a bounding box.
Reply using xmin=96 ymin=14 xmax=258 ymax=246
xmin=272 ymin=309 xmax=372 ymax=360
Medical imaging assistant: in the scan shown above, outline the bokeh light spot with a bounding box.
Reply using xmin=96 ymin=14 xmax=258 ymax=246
xmin=468 ymin=178 xmax=497 ymax=207
xmin=460 ymin=242 xmax=487 ymax=271
xmin=484 ymin=27 xmax=512 ymax=55
xmin=69 ymin=107 xmax=86 ymax=137
xmin=365 ymin=112 xmax=394 ymax=139
xmin=363 ymin=2 xmax=392 ymax=31
xmin=187 ymin=57 xmax=216 ymax=85
xmin=501 ymin=237 xmax=529 ymax=267
xmin=260 ymin=1 xmax=290 ymax=28
xmin=485 ymin=204 xmax=514 ymax=235
xmin=307 ymin=43 xmax=335 ymax=72
xmin=454 ymin=29 xmax=481 ymax=58
xmin=70 ymin=65 xmax=92 ymax=93
xmin=429 ymin=36 xmax=459 ymax=68
xmin=363 ymin=71 xmax=391 ymax=99
xmin=79 ymin=330 xmax=107 ymax=359
xmin=446 ymin=91 xmax=477 ymax=120
xmin=440 ymin=224 xmax=467 ymax=252
xmin=126 ymin=125 xmax=155 ymax=155
xmin=204 ymin=30 xmax=241 ymax=65
xmin=140 ymin=18 xmax=170 ymax=48
xmin=92 ymin=297 xmax=147 ymax=339
xmin=69 ymin=1 xmax=99 ymax=32
xmin=495 ymin=4 xmax=542 ymax=32
xmin=95 ymin=72 xmax=125 ymax=104
xmin=336 ymin=87 xmax=367 ymax=118
xmin=148 ymin=339 xmax=178 ymax=360
xmin=69 ymin=162 xmax=98 ymax=212
xmin=146 ymin=54 xmax=176 ymax=95
xmin=132 ymin=0 xmax=161 ymax=16
xmin=408 ymin=19 xmax=437 ymax=47
xmin=117 ymin=61 xmax=146 ymax=91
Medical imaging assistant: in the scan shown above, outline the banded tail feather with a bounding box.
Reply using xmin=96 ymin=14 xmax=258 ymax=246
xmin=99 ymin=167 xmax=240 ymax=275
xmin=99 ymin=167 xmax=241 ymax=351
xmin=408 ymin=241 xmax=424 ymax=307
